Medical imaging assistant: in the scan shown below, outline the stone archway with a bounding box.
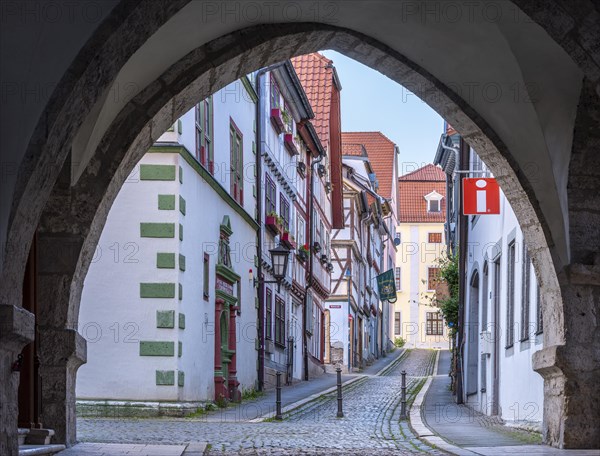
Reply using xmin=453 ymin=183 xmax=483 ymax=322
xmin=1 ymin=1 xmax=599 ymax=453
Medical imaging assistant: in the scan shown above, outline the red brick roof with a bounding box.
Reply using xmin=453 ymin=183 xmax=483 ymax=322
xmin=398 ymin=164 xmax=446 ymax=223
xmin=291 ymin=53 xmax=335 ymax=150
xmin=341 ymin=132 xmax=397 ymax=199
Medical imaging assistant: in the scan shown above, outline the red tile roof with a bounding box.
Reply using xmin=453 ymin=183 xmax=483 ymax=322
xmin=399 ymin=163 xmax=446 ymax=181
xmin=341 ymin=131 xmax=397 ymax=199
xmin=291 ymin=53 xmax=335 ymax=150
xmin=292 ymin=52 xmax=345 ymax=229
xmin=398 ymin=164 xmax=446 ymax=223
xmin=341 ymin=143 xmax=366 ymax=157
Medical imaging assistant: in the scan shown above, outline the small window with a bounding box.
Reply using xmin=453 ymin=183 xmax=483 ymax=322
xmin=296 ymin=217 xmax=305 ymax=248
xmin=428 ymin=232 xmax=442 ymax=244
xmin=428 ymin=199 xmax=440 ymax=212
xmin=265 ymin=174 xmax=276 ymax=216
xmin=520 ymin=244 xmax=532 ymax=342
xmin=395 ymin=267 xmax=401 ymax=290
xmin=427 ymin=267 xmax=441 ymax=291
xmin=426 ymin=312 xmax=444 ymax=336
xmin=280 ymin=194 xmax=290 ymax=231
xmin=305 ymin=293 xmax=313 ymax=335
xmin=203 ymin=253 xmax=210 ymax=300
xmin=270 ymin=74 xmax=281 ymax=109
xmin=506 ymin=241 xmax=516 ymax=348
xmin=230 ymin=121 xmax=243 ymax=205
xmin=394 ymin=312 xmax=401 ymax=335
xmin=275 ymin=297 xmax=286 ymax=346
xmin=195 ymin=98 xmax=213 ymax=172
xmin=265 ymin=288 xmax=272 ymax=340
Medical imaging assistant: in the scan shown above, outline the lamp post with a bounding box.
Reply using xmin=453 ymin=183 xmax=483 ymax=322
xmin=254 ymin=243 xmax=291 ymax=292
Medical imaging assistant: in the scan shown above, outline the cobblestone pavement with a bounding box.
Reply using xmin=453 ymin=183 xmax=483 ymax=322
xmin=77 ymin=349 xmax=445 ymax=455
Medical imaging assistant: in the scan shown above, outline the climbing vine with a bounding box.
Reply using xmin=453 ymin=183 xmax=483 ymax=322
xmin=435 ymin=252 xmax=459 ymax=336
xmin=424 ymin=252 xmax=460 ymax=337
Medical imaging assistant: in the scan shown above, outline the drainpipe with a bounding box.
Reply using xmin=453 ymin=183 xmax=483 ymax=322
xmin=455 ymin=137 xmax=470 ymax=404
xmin=255 ymin=62 xmax=285 ymax=391
xmin=439 ymin=139 xmax=459 ymax=255
xmin=303 ymin=151 xmax=325 ymax=381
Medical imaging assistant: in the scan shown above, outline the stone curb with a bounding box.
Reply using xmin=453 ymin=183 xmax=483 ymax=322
xmin=251 ymin=349 xmax=406 ymax=422
xmin=408 ymin=350 xmax=479 ymax=456
xmin=182 ymin=442 xmax=208 ymax=455
xmin=249 ymin=374 xmax=367 ymax=422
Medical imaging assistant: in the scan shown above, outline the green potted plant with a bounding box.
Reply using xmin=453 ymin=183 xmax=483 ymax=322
xmin=297 ymin=244 xmax=310 ymax=262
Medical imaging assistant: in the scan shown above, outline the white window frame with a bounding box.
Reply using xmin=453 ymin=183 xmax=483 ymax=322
xmin=424 ymin=190 xmax=443 ymax=213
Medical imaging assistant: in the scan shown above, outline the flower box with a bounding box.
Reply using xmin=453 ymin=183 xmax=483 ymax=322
xmin=281 ymin=232 xmax=296 ymax=249
xmin=313 ymin=242 xmax=322 ymax=253
xmin=270 ymin=108 xmax=285 ymax=134
xmin=297 ymin=250 xmax=308 ymax=263
xmin=284 ymin=133 xmax=300 ymax=155
xmin=265 ymin=215 xmax=281 ymax=236
xmin=320 ymin=254 xmax=328 ymax=264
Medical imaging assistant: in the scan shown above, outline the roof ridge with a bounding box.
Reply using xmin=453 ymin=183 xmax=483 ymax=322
xmin=399 ymin=163 xmax=445 ymax=181
xmin=342 ymin=131 xmax=395 ymax=144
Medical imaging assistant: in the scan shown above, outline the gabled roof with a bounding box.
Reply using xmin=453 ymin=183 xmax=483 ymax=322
xmin=341 ymin=131 xmax=397 ymax=199
xmin=398 ymin=164 xmax=446 ymax=223
xmin=291 ymin=53 xmax=339 ymax=150
xmin=399 ymin=163 xmax=445 ymax=181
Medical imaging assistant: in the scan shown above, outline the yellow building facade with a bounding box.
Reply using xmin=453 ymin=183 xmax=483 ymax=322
xmin=393 ymin=165 xmax=449 ymax=349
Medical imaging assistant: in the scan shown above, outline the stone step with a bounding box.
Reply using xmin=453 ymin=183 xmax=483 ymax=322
xmin=18 ymin=428 xmax=30 ymax=446
xmin=18 ymin=444 xmax=66 ymax=456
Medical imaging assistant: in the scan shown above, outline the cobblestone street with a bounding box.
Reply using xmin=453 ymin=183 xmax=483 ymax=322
xmin=76 ymin=349 xmax=444 ymax=455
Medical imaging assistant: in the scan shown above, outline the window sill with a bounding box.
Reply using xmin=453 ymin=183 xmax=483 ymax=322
xmin=505 ymin=344 xmax=514 ymax=350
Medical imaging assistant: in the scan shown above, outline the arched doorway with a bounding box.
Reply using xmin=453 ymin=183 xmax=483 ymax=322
xmin=1 ymin=1 xmax=599 ymax=452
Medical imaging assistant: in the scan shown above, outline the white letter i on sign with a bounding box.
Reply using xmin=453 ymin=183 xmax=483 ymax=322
xmin=476 ymin=179 xmax=487 ymax=213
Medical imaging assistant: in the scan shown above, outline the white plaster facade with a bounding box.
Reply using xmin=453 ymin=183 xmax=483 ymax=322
xmin=77 ymin=78 xmax=259 ymax=409
xmin=462 ymin=151 xmax=544 ymax=426
xmin=328 ymin=155 xmax=389 ymax=371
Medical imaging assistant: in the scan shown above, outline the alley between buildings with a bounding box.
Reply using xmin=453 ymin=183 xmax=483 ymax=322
xmin=69 ymin=350 xmax=440 ymax=455
xmin=54 ymin=349 xmax=578 ymax=456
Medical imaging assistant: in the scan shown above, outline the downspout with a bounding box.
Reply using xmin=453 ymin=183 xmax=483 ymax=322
xmin=439 ymin=137 xmax=460 ymax=256
xmin=456 ymin=137 xmax=469 ymax=404
xmin=255 ymin=62 xmax=285 ymax=391
xmin=304 ymin=150 xmax=325 ymax=381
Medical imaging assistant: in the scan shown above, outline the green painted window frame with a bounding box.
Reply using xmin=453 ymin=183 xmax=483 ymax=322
xmin=230 ymin=119 xmax=244 ymax=205
xmin=195 ymin=97 xmax=214 ymax=173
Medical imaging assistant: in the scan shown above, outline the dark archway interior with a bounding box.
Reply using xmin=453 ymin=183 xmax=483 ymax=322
xmin=1 ymin=1 xmax=599 ymax=453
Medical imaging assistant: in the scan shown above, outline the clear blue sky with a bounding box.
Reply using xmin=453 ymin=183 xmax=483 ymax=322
xmin=321 ymin=50 xmax=444 ymax=177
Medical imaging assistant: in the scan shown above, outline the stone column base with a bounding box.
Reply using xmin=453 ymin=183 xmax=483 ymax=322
xmin=533 ymin=344 xmax=600 ymax=449
xmin=0 ymin=304 xmax=35 ymax=456
xmin=25 ymin=428 xmax=55 ymax=445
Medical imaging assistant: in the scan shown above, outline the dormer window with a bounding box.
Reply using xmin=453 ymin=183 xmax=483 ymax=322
xmin=424 ymin=190 xmax=443 ymax=213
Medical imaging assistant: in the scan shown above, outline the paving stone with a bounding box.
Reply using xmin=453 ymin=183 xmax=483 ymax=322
xmin=75 ymin=350 xmax=443 ymax=455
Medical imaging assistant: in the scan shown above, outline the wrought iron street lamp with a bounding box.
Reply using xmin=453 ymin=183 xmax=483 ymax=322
xmin=254 ymin=243 xmax=290 ymax=292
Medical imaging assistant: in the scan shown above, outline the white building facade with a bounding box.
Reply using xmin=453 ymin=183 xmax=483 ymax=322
xmin=462 ymin=151 xmax=544 ymax=427
xmin=77 ymin=76 xmax=260 ymax=414
xmin=328 ymin=148 xmax=389 ymax=372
